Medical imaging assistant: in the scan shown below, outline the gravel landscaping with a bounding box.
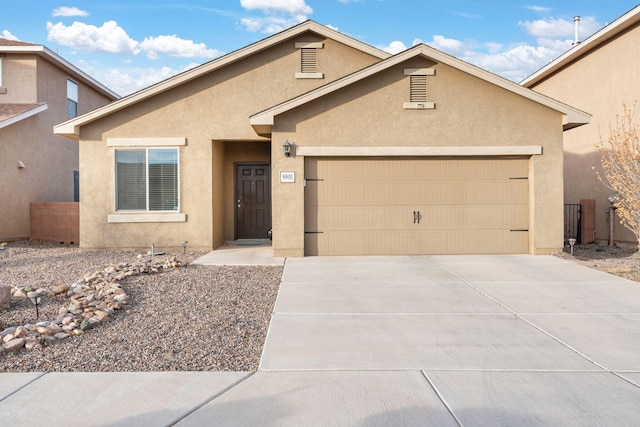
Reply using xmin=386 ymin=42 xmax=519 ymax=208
xmin=0 ymin=240 xmax=637 ymax=373
xmin=0 ymin=241 xmax=282 ymax=372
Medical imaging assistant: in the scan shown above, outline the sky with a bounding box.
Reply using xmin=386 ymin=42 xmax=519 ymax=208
xmin=1 ymin=1 xmax=638 ymax=96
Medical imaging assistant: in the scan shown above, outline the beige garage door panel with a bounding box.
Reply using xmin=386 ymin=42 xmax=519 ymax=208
xmin=305 ymin=158 xmax=530 ymax=255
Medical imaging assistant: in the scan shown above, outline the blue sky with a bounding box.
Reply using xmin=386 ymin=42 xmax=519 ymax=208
xmin=1 ymin=1 xmax=638 ymax=96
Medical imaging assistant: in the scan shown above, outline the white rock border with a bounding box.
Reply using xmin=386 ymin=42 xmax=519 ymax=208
xmin=1 ymin=255 xmax=186 ymax=354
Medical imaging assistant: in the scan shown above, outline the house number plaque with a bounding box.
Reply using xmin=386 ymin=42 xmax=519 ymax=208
xmin=280 ymin=171 xmax=295 ymax=183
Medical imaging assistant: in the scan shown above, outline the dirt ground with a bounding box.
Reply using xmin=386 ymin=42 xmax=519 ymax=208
xmin=555 ymin=243 xmax=640 ymax=283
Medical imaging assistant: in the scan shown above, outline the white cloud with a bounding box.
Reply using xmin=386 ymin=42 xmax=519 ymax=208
xmin=47 ymin=20 xmax=221 ymax=60
xmin=240 ymin=0 xmax=312 ymax=15
xmin=240 ymin=14 xmax=307 ymax=33
xmin=239 ymin=0 xmax=311 ymax=33
xmin=1 ymin=30 xmax=19 ymax=41
xmin=79 ymin=61 xmax=201 ymax=96
xmin=47 ymin=20 xmax=140 ymax=55
xmin=519 ymin=16 xmax=600 ymax=39
xmin=380 ymin=40 xmax=407 ymax=54
xmin=526 ymin=6 xmax=552 ymax=13
xmin=428 ymin=35 xmax=465 ymax=55
xmin=52 ymin=7 xmax=89 ymax=17
xmin=140 ymin=35 xmax=222 ymax=59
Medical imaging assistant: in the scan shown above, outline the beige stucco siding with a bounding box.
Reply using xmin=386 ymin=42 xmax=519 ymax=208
xmin=76 ymin=33 xmax=383 ymax=249
xmin=528 ymin=23 xmax=640 ymax=244
xmin=271 ymin=58 xmax=565 ymax=256
xmin=0 ymin=54 xmax=112 ymax=240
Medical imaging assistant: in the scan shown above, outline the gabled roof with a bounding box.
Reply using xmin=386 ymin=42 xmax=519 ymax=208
xmin=54 ymin=20 xmax=391 ymax=140
xmin=250 ymin=43 xmax=591 ymax=135
xmin=0 ymin=103 xmax=48 ymax=130
xmin=521 ymin=5 xmax=640 ymax=87
xmin=0 ymin=38 xmax=119 ymax=101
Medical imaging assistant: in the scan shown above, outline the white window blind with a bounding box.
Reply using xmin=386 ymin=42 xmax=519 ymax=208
xmin=148 ymin=149 xmax=178 ymax=211
xmin=115 ymin=148 xmax=178 ymax=211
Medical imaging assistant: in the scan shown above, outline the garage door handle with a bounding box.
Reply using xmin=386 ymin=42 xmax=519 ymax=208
xmin=413 ymin=211 xmax=422 ymax=224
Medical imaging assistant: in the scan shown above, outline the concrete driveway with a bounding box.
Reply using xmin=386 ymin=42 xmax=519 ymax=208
xmin=239 ymin=255 xmax=640 ymax=425
xmin=3 ymin=255 xmax=640 ymax=426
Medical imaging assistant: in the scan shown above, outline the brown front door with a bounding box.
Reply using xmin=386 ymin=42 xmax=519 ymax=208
xmin=236 ymin=163 xmax=271 ymax=239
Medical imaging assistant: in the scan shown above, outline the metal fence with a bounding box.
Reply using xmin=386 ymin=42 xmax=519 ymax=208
xmin=564 ymin=203 xmax=582 ymax=245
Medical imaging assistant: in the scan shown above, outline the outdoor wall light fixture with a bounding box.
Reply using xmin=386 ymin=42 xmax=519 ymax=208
xmin=282 ymin=140 xmax=292 ymax=157
xmin=28 ymin=291 xmax=43 ymax=320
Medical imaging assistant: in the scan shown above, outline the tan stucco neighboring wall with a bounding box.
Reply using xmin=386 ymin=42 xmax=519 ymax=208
xmin=528 ymin=23 xmax=640 ymax=244
xmin=76 ymin=32 xmax=382 ymax=249
xmin=270 ymin=58 xmax=565 ymax=256
xmin=0 ymin=54 xmax=112 ymax=240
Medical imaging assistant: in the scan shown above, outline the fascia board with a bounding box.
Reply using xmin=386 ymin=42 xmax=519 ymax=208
xmin=55 ymin=21 xmax=390 ymax=139
xmin=251 ymin=44 xmax=591 ymax=129
xmin=2 ymin=45 xmax=119 ymax=100
xmin=521 ymin=5 xmax=640 ymax=87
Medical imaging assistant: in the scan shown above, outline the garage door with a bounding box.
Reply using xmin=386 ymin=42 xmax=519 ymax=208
xmin=304 ymin=157 xmax=529 ymax=255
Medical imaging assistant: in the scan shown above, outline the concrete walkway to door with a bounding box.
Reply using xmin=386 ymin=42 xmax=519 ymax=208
xmin=247 ymin=255 xmax=640 ymax=425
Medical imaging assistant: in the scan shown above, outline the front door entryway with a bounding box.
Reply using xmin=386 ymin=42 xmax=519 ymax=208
xmin=236 ymin=163 xmax=271 ymax=239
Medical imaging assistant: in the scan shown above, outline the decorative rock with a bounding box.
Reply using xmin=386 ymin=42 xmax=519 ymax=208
xmin=36 ymin=326 xmax=50 ymax=335
xmin=2 ymin=254 xmax=186 ymax=353
xmin=3 ymin=337 xmax=26 ymax=352
xmin=93 ymin=311 xmax=110 ymax=322
xmin=0 ymin=284 xmax=10 ymax=311
xmin=52 ymin=284 xmax=69 ymax=295
xmin=80 ymin=320 xmax=95 ymax=331
xmin=25 ymin=337 xmax=42 ymax=351
xmin=1 ymin=326 xmax=17 ymax=337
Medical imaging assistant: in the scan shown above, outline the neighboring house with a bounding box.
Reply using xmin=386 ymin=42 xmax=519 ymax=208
xmin=0 ymin=38 xmax=118 ymax=241
xmin=522 ymin=5 xmax=640 ymax=246
xmin=55 ymin=21 xmax=589 ymax=256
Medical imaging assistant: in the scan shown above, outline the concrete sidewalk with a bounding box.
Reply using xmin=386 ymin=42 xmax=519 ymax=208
xmin=2 ymin=255 xmax=640 ymax=426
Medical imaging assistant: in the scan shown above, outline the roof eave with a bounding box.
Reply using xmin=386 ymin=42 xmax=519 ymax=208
xmin=58 ymin=20 xmax=390 ymax=140
xmin=251 ymin=44 xmax=592 ymax=132
xmin=1 ymin=44 xmax=120 ymax=100
xmin=0 ymin=103 xmax=48 ymax=130
xmin=522 ymin=5 xmax=640 ymax=87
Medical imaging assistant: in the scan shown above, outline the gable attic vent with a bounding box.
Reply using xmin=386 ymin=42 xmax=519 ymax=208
xmin=295 ymin=42 xmax=324 ymax=79
xmin=404 ymin=68 xmax=436 ymax=109
xmin=410 ymin=75 xmax=427 ymax=102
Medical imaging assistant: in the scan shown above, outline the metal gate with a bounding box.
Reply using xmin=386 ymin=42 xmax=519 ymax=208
xmin=564 ymin=204 xmax=581 ymax=245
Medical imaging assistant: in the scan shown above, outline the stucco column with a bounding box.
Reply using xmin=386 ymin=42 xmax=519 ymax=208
xmin=271 ymin=139 xmax=305 ymax=257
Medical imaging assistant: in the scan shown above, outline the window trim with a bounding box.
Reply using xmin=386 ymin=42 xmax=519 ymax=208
xmin=113 ymin=146 xmax=181 ymax=215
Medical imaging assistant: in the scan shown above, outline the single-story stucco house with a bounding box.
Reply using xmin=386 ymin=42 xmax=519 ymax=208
xmin=522 ymin=5 xmax=640 ymax=246
xmin=55 ymin=20 xmax=590 ymax=256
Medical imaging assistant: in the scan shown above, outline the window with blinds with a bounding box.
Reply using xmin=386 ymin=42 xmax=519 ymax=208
xmin=115 ymin=148 xmax=178 ymax=211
